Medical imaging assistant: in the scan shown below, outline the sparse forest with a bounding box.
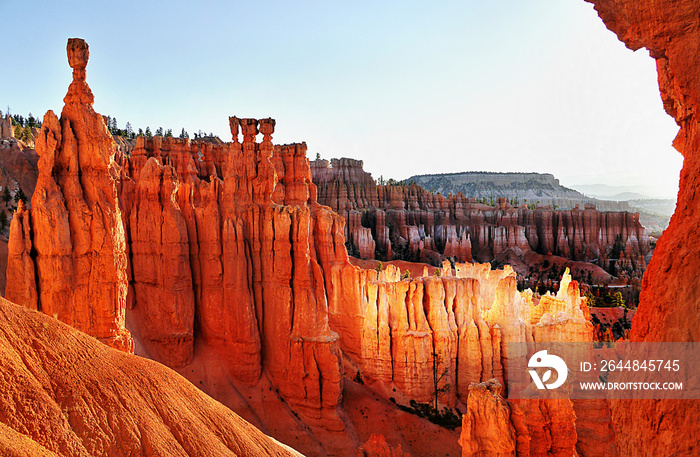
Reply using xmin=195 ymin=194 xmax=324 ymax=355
xmin=3 ymin=107 xmax=217 ymax=142
xmin=104 ymin=115 xmax=212 ymax=140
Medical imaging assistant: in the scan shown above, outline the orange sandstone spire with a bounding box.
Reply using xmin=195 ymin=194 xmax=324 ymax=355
xmin=6 ymin=38 xmax=132 ymax=352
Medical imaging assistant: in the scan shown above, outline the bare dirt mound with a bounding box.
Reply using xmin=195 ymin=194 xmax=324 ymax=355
xmin=0 ymin=297 xmax=302 ymax=457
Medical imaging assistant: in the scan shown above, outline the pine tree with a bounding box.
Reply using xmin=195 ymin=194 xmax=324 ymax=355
xmin=165 ymin=129 xmax=173 ymax=138
xmin=22 ymin=125 xmax=32 ymax=144
xmin=125 ymin=122 xmax=133 ymax=138
xmin=0 ymin=210 xmax=6 ymax=230
xmin=2 ymin=187 xmax=10 ymax=203
xmin=145 ymin=127 xmax=152 ymax=138
xmin=431 ymin=349 xmax=450 ymax=412
xmin=179 ymin=128 xmax=189 ymax=139
xmin=613 ymin=291 xmax=626 ymax=308
xmin=155 ymin=127 xmax=164 ymax=137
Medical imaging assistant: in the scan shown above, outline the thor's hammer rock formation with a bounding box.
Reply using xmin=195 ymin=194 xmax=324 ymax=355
xmin=6 ymin=38 xmax=133 ymax=352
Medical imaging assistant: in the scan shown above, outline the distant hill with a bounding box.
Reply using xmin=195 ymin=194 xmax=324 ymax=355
xmin=628 ymin=198 xmax=676 ymax=217
xmin=406 ymin=171 xmax=632 ymax=211
xmin=570 ymin=184 xmax=676 ymax=233
xmin=604 ymin=191 xmax=652 ymax=201
xmin=571 ymin=183 xmax=676 ymax=200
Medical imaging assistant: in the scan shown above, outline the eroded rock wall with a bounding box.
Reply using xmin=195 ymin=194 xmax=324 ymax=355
xmin=349 ymin=263 xmax=594 ymax=401
xmin=115 ymin=119 xmax=347 ymax=431
xmin=310 ymin=158 xmax=650 ymax=282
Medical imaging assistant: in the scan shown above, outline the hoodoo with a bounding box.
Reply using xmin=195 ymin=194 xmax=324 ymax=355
xmin=7 ymin=38 xmax=133 ymax=352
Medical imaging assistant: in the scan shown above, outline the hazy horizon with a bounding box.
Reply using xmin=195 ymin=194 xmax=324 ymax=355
xmin=1 ymin=0 xmax=682 ymax=199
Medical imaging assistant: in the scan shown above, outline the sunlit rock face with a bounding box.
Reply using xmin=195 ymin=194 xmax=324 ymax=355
xmin=459 ymin=380 xmax=517 ymax=457
xmin=586 ymin=0 xmax=700 ymax=455
xmin=449 ymin=268 xmax=616 ymax=456
xmin=354 ymin=264 xmax=593 ymax=402
xmin=7 ymin=38 xmax=133 ymax=352
xmin=458 ymin=379 xmax=580 ymax=457
xmin=118 ymin=119 xmax=349 ymax=431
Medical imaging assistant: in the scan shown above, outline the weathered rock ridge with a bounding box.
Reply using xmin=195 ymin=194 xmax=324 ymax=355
xmin=406 ymin=170 xmax=613 ymax=210
xmin=311 ymin=158 xmax=650 ymax=284
xmin=585 ymin=0 xmax=700 ymax=455
xmin=116 ymin=119 xmax=347 ymax=435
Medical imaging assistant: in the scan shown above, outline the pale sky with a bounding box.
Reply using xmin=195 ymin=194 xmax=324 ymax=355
xmin=1 ymin=0 xmax=682 ymax=198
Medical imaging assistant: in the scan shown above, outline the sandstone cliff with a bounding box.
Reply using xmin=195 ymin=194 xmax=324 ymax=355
xmin=343 ymin=263 xmax=594 ymax=403
xmin=586 ymin=0 xmax=700 ymax=455
xmin=453 ymin=267 xmax=615 ymax=456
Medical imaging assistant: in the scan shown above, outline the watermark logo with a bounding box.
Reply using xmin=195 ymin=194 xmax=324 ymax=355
xmin=509 ymin=342 xmax=697 ymax=399
xmin=528 ymin=350 xmax=568 ymax=390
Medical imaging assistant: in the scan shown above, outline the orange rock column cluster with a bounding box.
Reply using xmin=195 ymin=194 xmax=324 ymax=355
xmin=117 ymin=115 xmax=346 ymax=427
xmin=352 ymin=264 xmax=595 ymax=404
xmin=6 ymin=39 xmax=346 ymax=430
